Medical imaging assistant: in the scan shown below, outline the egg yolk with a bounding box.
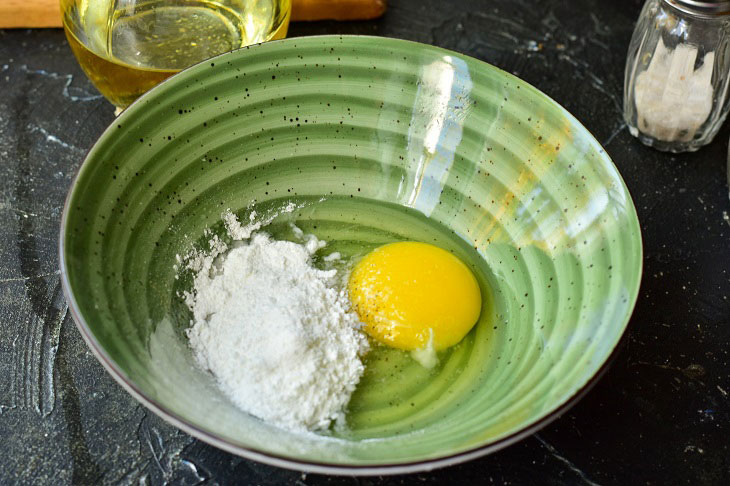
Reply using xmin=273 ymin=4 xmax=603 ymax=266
xmin=347 ymin=241 xmax=481 ymax=354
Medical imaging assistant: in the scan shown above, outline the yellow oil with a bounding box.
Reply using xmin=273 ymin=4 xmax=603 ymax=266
xmin=61 ymin=0 xmax=291 ymax=108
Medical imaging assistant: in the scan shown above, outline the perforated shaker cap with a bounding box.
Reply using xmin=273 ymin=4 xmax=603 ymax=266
xmin=667 ymin=0 xmax=730 ymax=16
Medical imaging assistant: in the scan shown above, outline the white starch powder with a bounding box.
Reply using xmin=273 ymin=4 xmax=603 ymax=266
xmin=183 ymin=210 xmax=368 ymax=432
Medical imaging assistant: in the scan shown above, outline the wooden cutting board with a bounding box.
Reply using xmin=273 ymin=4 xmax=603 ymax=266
xmin=0 ymin=0 xmax=386 ymax=28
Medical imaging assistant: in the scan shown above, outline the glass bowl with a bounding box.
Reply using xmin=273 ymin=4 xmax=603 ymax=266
xmin=60 ymin=0 xmax=291 ymax=108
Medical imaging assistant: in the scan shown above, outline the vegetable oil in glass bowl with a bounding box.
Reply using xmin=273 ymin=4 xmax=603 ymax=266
xmin=61 ymin=0 xmax=291 ymax=109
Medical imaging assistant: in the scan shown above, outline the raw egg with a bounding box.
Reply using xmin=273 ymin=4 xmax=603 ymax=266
xmin=348 ymin=241 xmax=481 ymax=366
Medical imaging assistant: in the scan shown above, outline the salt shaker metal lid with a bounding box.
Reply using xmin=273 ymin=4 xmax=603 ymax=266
xmin=667 ymin=1 xmax=730 ymax=16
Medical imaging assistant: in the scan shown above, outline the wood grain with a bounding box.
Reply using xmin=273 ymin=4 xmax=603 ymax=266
xmin=0 ymin=0 xmax=61 ymax=28
xmin=292 ymin=0 xmax=386 ymax=21
xmin=0 ymin=0 xmax=387 ymax=28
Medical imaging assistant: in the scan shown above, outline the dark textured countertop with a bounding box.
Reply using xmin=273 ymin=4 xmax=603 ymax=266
xmin=1 ymin=0 xmax=729 ymax=484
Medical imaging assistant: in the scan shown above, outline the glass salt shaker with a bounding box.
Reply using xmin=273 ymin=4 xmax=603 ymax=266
xmin=624 ymin=0 xmax=730 ymax=152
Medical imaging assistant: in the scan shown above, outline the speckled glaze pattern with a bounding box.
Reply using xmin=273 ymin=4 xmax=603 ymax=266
xmin=60 ymin=35 xmax=642 ymax=474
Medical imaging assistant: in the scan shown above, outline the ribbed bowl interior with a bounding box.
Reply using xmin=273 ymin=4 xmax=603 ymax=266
xmin=61 ymin=36 xmax=642 ymax=472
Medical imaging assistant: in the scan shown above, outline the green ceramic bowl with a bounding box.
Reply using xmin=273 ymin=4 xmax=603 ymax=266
xmin=60 ymin=35 xmax=642 ymax=474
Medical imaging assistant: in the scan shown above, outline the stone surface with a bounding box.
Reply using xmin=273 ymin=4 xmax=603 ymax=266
xmin=0 ymin=0 xmax=728 ymax=484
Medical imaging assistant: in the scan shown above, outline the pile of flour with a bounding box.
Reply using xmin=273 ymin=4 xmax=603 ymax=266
xmin=183 ymin=209 xmax=368 ymax=432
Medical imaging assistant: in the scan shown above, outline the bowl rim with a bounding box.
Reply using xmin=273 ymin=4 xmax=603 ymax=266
xmin=59 ymin=34 xmax=644 ymax=475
